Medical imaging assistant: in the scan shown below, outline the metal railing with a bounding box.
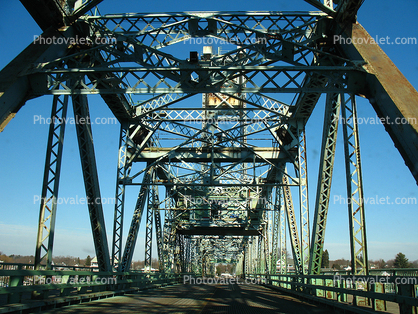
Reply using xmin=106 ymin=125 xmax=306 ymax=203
xmin=0 ymin=263 xmax=184 ymax=313
xmin=246 ymin=271 xmax=418 ymax=313
xmin=2 ymin=262 xmax=418 ymax=313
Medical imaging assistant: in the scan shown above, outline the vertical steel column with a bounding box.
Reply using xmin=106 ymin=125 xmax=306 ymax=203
xmin=271 ymin=187 xmax=281 ymax=274
xmin=120 ymin=168 xmax=152 ymax=272
xmin=184 ymin=237 xmax=191 ymax=272
xmin=154 ymin=192 xmax=165 ymax=272
xmin=252 ymin=236 xmax=257 ymax=273
xmin=267 ymin=210 xmax=273 ymax=273
xmin=194 ymin=237 xmax=201 ymax=274
xmin=309 ymin=92 xmax=341 ymax=275
xmin=163 ymin=193 xmax=175 ymax=272
xmin=72 ymin=91 xmax=111 ymax=272
xmin=179 ymin=234 xmax=185 ymax=273
xmin=297 ymin=123 xmax=310 ymax=274
xmin=263 ymin=225 xmax=269 ymax=274
xmin=189 ymin=237 xmax=196 ymax=274
xmin=279 ymin=188 xmax=287 ymax=275
xmin=201 ymin=243 xmax=206 ymax=276
xmin=249 ymin=238 xmax=254 ymax=273
xmin=144 ymin=169 xmax=156 ymax=271
xmin=111 ymin=122 xmax=129 ymax=270
xmin=282 ymin=173 xmax=302 ymax=274
xmin=341 ymin=94 xmax=369 ymax=276
xmin=257 ymin=235 xmax=262 ymax=273
xmin=244 ymin=241 xmax=249 ymax=276
xmin=35 ymin=95 xmax=68 ymax=270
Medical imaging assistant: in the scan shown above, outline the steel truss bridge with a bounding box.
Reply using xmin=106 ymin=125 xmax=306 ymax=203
xmin=1 ymin=0 xmax=418 ymax=313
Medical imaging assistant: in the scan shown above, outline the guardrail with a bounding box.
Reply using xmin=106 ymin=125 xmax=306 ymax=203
xmin=2 ymin=263 xmax=417 ymax=313
xmin=0 ymin=262 xmax=98 ymax=272
xmin=246 ymin=272 xmax=418 ymax=314
xmin=0 ymin=264 xmax=185 ymax=313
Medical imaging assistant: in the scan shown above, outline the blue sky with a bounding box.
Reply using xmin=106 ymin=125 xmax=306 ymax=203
xmin=0 ymin=0 xmax=417 ymax=263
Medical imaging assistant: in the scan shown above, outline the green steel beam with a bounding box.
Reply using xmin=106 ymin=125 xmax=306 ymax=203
xmin=341 ymin=94 xmax=368 ymax=276
xmin=34 ymin=95 xmax=68 ymax=270
xmin=296 ymin=124 xmax=310 ymax=274
xmin=144 ymin=173 xmax=155 ymax=271
xmin=279 ymin=186 xmax=287 ymax=275
xmin=111 ymin=122 xmax=129 ymax=270
xmin=0 ymin=27 xmax=73 ymax=132
xmin=309 ymin=92 xmax=341 ymax=275
xmin=154 ymin=205 xmax=165 ymax=272
xmin=282 ymin=173 xmax=303 ymax=275
xmin=120 ymin=168 xmax=152 ymax=272
xmin=271 ymin=197 xmax=280 ymax=274
xmin=71 ymin=87 xmax=111 ymax=272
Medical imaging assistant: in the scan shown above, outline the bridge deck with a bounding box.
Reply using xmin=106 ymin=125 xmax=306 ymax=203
xmin=41 ymin=283 xmax=333 ymax=314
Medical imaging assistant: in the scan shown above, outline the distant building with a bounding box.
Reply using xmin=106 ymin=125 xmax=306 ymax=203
xmin=91 ymin=257 xmax=98 ymax=268
xmin=141 ymin=266 xmax=158 ymax=272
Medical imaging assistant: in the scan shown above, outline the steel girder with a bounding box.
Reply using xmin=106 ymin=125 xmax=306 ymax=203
xmin=111 ymin=123 xmax=129 ymax=270
xmin=24 ymin=11 xmax=354 ymax=99
xmin=263 ymin=222 xmax=270 ymax=274
xmin=257 ymin=234 xmax=262 ymax=274
xmin=0 ymin=26 xmax=74 ymax=132
xmin=144 ymin=170 xmax=156 ymax=271
xmin=283 ymin=174 xmax=303 ymax=274
xmin=279 ymin=186 xmax=287 ymax=275
xmin=20 ymin=0 xmax=104 ymax=31
xmin=34 ymin=95 xmax=69 ymax=270
xmin=19 ymin=0 xmax=68 ymax=31
xmin=154 ymin=199 xmax=165 ymax=272
xmin=30 ymin=65 xmax=351 ymax=96
xmin=162 ymin=195 xmax=176 ymax=272
xmin=341 ymin=94 xmax=368 ymax=276
xmin=244 ymin=239 xmax=250 ymax=275
xmin=309 ymin=91 xmax=341 ymax=275
xmin=271 ymin=201 xmax=279 ymax=275
xmin=296 ymin=124 xmax=310 ymax=274
xmin=309 ymin=91 xmax=370 ymax=276
xmin=337 ymin=23 xmax=418 ymax=184
xmin=119 ymin=168 xmax=152 ymax=272
xmin=71 ymin=87 xmax=111 ymax=272
xmin=303 ymin=0 xmax=364 ymax=23
xmin=68 ymin=1 xmax=104 ymax=23
xmin=303 ymin=0 xmax=336 ymax=16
